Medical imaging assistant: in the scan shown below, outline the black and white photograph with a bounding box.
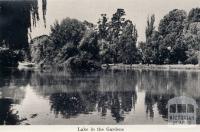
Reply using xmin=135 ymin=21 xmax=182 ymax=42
xmin=0 ymin=0 xmax=200 ymax=130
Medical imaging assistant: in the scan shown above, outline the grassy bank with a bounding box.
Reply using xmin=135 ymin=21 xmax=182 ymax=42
xmin=102 ymin=64 xmax=200 ymax=71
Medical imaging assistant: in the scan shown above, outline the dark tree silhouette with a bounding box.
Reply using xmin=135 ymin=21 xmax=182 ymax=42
xmin=49 ymin=91 xmax=98 ymax=118
xmin=0 ymin=0 xmax=47 ymax=59
xmin=0 ymin=99 xmax=21 ymax=125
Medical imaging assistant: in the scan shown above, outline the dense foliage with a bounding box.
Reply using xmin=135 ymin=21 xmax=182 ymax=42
xmin=0 ymin=0 xmax=47 ymax=64
xmin=140 ymin=8 xmax=200 ymax=65
xmin=2 ymin=2 xmax=200 ymax=69
xmin=0 ymin=47 xmax=20 ymax=67
xmin=30 ymin=9 xmax=140 ymax=71
xmin=98 ymin=9 xmax=139 ymax=64
xmin=0 ymin=0 xmax=46 ymax=50
xmin=31 ymin=18 xmax=101 ymax=71
xmin=32 ymin=7 xmax=200 ymax=70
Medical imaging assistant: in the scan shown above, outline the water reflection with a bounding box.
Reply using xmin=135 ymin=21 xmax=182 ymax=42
xmin=0 ymin=98 xmax=20 ymax=125
xmin=1 ymin=69 xmax=200 ymax=124
xmin=50 ymin=91 xmax=98 ymax=118
xmin=144 ymin=91 xmax=175 ymax=120
xmin=49 ymin=90 xmax=137 ymax=123
xmin=145 ymin=91 xmax=157 ymax=119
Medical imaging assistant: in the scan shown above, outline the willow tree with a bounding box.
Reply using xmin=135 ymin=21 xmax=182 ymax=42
xmin=0 ymin=0 xmax=47 ymax=57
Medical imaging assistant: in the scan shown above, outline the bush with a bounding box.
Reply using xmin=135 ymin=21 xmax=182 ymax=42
xmin=0 ymin=47 xmax=20 ymax=67
xmin=55 ymin=42 xmax=79 ymax=63
xmin=64 ymin=57 xmax=101 ymax=71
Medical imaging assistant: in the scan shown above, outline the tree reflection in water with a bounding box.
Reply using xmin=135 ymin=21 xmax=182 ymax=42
xmin=38 ymin=70 xmax=200 ymax=124
xmin=157 ymin=94 xmax=175 ymax=120
xmin=2 ymin=69 xmax=200 ymax=124
xmin=50 ymin=91 xmax=98 ymax=118
xmin=49 ymin=90 xmax=137 ymax=123
xmin=0 ymin=68 xmax=32 ymax=88
xmin=145 ymin=91 xmax=157 ymax=119
xmin=144 ymin=91 xmax=175 ymax=120
xmin=0 ymin=68 xmax=32 ymax=125
xmin=0 ymin=98 xmax=21 ymax=125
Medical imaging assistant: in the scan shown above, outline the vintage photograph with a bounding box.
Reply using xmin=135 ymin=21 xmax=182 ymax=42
xmin=0 ymin=0 xmax=200 ymax=126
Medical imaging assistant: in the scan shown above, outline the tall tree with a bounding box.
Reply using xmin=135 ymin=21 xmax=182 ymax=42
xmin=146 ymin=15 xmax=155 ymax=42
xmin=158 ymin=9 xmax=187 ymax=64
xmin=97 ymin=13 xmax=113 ymax=64
xmin=118 ymin=20 xmax=138 ymax=64
xmin=142 ymin=14 xmax=160 ymax=64
xmin=109 ymin=8 xmax=126 ymax=41
xmin=98 ymin=9 xmax=138 ymax=64
xmin=97 ymin=14 xmax=108 ymax=40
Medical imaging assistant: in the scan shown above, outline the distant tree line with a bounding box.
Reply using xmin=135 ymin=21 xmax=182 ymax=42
xmin=139 ymin=8 xmax=200 ymax=65
xmin=1 ymin=2 xmax=200 ymax=68
xmin=47 ymin=8 xmax=200 ymax=66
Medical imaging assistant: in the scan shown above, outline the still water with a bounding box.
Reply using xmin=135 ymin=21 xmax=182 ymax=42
xmin=0 ymin=68 xmax=200 ymax=125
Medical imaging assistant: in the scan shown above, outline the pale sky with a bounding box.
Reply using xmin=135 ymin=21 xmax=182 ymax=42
xmin=32 ymin=0 xmax=200 ymax=42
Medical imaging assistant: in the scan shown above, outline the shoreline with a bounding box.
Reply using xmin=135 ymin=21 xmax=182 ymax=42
xmin=103 ymin=64 xmax=200 ymax=71
xmin=16 ymin=62 xmax=200 ymax=72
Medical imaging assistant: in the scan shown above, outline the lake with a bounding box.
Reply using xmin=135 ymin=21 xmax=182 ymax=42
xmin=0 ymin=68 xmax=200 ymax=125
